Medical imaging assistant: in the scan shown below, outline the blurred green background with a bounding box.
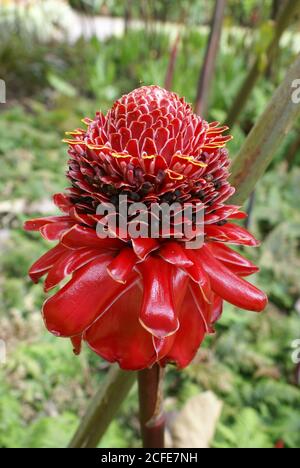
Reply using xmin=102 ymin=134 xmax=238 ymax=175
xmin=0 ymin=0 xmax=300 ymax=448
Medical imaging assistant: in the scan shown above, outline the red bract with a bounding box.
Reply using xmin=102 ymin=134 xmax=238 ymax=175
xmin=25 ymin=86 xmax=267 ymax=370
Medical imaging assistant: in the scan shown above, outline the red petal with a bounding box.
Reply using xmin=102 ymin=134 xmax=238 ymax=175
xmin=152 ymin=335 xmax=175 ymax=362
xmin=85 ymin=283 xmax=157 ymax=370
xmin=53 ymin=193 xmax=73 ymax=214
xmin=161 ymin=137 xmax=176 ymax=161
xmin=43 ymin=254 xmax=138 ymax=337
xmin=137 ymin=257 xmax=179 ymax=338
xmin=162 ymin=285 xmax=207 ymax=368
xmin=198 ymin=245 xmax=268 ymax=312
xmin=189 ymin=281 xmax=213 ymax=333
xmin=153 ymin=267 xmax=190 ymax=361
xmin=132 ymin=238 xmax=159 ymax=260
xmin=228 ymin=211 xmax=247 ymax=220
xmin=29 ymin=244 xmax=66 ymax=283
xmin=125 ymin=139 xmax=140 ymax=158
xmin=61 ymin=224 xmax=123 ymax=250
xmin=44 ymin=248 xmax=105 ymax=292
xmin=205 ymin=223 xmax=260 ymax=246
xmin=183 ymin=249 xmax=212 ymax=302
xmin=107 ymin=248 xmax=138 ymax=284
xmin=69 ymin=207 xmax=96 ymax=227
xmin=71 ymin=335 xmax=82 ymax=355
xmin=207 ymin=242 xmax=259 ymax=277
xmin=211 ymin=294 xmax=223 ymax=323
xmin=142 ymin=137 xmax=157 ymax=155
xmin=155 ymin=127 xmax=169 ymax=152
xmin=40 ymin=221 xmax=74 ymax=241
xmin=159 ymin=242 xmax=193 ymax=267
xmin=24 ymin=216 xmax=72 ymax=232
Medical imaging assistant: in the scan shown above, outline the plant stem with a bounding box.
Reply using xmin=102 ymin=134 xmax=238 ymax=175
xmin=164 ymin=33 xmax=180 ymax=91
xmin=195 ymin=0 xmax=227 ymax=117
xmin=226 ymin=0 xmax=300 ymax=127
xmin=286 ymin=132 xmax=300 ymax=169
xmin=138 ymin=364 xmax=165 ymax=448
xmin=68 ymin=365 xmax=136 ymax=448
xmin=244 ymin=191 xmax=256 ymax=229
xmin=124 ymin=0 xmax=133 ymax=35
xmin=230 ymin=54 xmax=300 ymax=205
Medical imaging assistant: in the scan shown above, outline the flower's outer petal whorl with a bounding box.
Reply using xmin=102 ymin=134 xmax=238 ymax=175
xmin=42 ymin=254 xmax=138 ymax=337
xmin=137 ymin=257 xmax=179 ymax=339
xmin=161 ymin=286 xmax=207 ymax=368
xmin=198 ymin=245 xmax=268 ymax=312
xmin=207 ymin=242 xmax=259 ymax=277
xmin=205 ymin=223 xmax=260 ymax=246
xmin=24 ymin=216 xmax=73 ymax=232
xmin=40 ymin=221 xmax=74 ymax=241
xmin=84 ymin=283 xmax=157 ymax=370
xmin=159 ymin=242 xmax=194 ymax=268
xmin=107 ymin=248 xmax=138 ymax=284
xmin=61 ymin=225 xmax=124 ymax=250
xmin=132 ymin=238 xmax=160 ymax=260
xmin=211 ymin=294 xmax=223 ymax=324
xmin=44 ymin=248 xmax=106 ymax=292
xmin=29 ymin=244 xmax=67 ymax=283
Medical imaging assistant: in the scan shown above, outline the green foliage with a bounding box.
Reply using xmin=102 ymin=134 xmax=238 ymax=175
xmin=68 ymin=0 xmax=273 ymax=27
xmin=21 ymin=413 xmax=78 ymax=449
xmin=214 ymin=408 xmax=273 ymax=448
xmin=251 ymin=164 xmax=300 ymax=307
xmin=69 ymin=0 xmax=103 ymax=14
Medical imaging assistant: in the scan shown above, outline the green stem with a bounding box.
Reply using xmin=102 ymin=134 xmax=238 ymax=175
xmin=230 ymin=54 xmax=300 ymax=205
xmin=226 ymin=0 xmax=300 ymax=127
xmin=138 ymin=364 xmax=165 ymax=448
xmin=68 ymin=365 xmax=136 ymax=448
xmin=164 ymin=33 xmax=180 ymax=91
xmin=195 ymin=0 xmax=227 ymax=117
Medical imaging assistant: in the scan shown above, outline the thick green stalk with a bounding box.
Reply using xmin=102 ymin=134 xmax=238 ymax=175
xmin=226 ymin=0 xmax=300 ymax=127
xmin=68 ymin=365 xmax=136 ymax=448
xmin=230 ymin=54 xmax=300 ymax=205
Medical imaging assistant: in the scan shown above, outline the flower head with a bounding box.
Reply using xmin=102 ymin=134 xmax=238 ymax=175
xmin=25 ymin=86 xmax=267 ymax=370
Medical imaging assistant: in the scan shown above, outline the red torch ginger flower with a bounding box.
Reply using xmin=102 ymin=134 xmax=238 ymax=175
xmin=25 ymin=86 xmax=267 ymax=370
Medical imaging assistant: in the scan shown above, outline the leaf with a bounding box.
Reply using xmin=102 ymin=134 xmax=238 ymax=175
xmin=47 ymin=73 xmax=77 ymax=98
xmin=214 ymin=408 xmax=273 ymax=448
